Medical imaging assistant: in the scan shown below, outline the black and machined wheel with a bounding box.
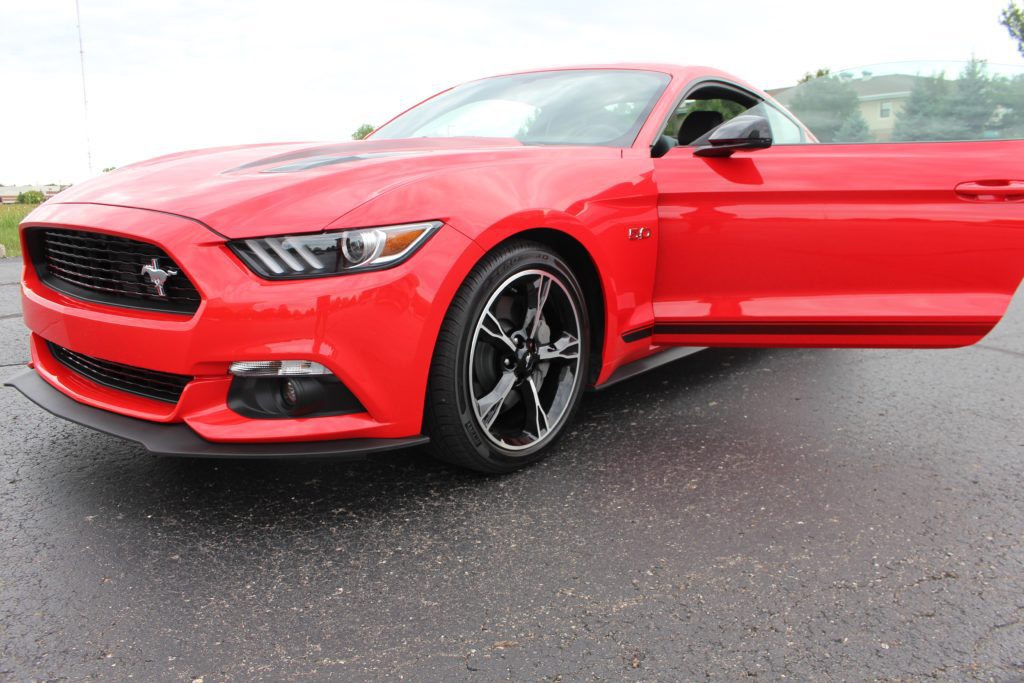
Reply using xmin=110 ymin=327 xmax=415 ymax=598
xmin=426 ymin=240 xmax=590 ymax=473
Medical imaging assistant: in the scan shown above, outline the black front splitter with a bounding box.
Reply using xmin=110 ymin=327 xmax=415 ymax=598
xmin=4 ymin=368 xmax=429 ymax=459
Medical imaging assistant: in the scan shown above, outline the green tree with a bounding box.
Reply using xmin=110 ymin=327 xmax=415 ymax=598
xmin=892 ymin=59 xmax=997 ymax=141
xmin=1001 ymin=2 xmax=1024 ymax=56
xmin=102 ymin=166 xmax=117 ymax=173
xmin=798 ymin=68 xmax=832 ymax=84
xmin=352 ymin=124 xmax=375 ymax=140
xmin=689 ymin=99 xmax=747 ymax=119
xmin=892 ymin=73 xmax=956 ymax=141
xmin=787 ymin=74 xmax=871 ymax=142
xmin=834 ymin=114 xmax=872 ymax=143
xmin=17 ymin=190 xmax=45 ymax=204
xmin=956 ymin=59 xmax=998 ymax=134
xmin=992 ymin=73 xmax=1024 ymax=137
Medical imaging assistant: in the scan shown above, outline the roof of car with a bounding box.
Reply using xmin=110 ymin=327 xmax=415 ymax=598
xmin=496 ymin=63 xmax=709 ymax=76
xmin=483 ymin=63 xmax=761 ymax=94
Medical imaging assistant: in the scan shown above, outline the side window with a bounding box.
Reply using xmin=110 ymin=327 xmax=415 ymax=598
xmin=663 ymin=98 xmax=747 ymax=141
xmin=654 ymin=83 xmax=808 ymax=150
xmin=745 ymin=101 xmax=806 ymax=144
xmin=768 ymin=60 xmax=1024 ymax=144
xmin=658 ymin=85 xmax=801 ymax=148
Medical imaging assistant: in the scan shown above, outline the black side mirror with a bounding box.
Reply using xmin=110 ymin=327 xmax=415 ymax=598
xmin=651 ymin=134 xmax=676 ymax=158
xmin=694 ymin=114 xmax=773 ymax=158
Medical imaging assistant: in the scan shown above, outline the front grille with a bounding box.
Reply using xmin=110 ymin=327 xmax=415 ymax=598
xmin=30 ymin=228 xmax=201 ymax=314
xmin=48 ymin=342 xmax=193 ymax=404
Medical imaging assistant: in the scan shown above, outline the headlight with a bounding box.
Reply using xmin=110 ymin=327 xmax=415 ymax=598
xmin=228 ymin=220 xmax=442 ymax=279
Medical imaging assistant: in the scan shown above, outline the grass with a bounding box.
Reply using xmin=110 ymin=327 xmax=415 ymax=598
xmin=0 ymin=203 xmax=34 ymax=257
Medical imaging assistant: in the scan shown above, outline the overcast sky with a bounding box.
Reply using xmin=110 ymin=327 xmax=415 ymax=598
xmin=2 ymin=0 xmax=1021 ymax=184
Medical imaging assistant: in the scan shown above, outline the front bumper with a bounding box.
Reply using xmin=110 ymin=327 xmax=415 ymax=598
xmin=5 ymin=368 xmax=427 ymax=458
xmin=15 ymin=201 xmax=483 ymax=446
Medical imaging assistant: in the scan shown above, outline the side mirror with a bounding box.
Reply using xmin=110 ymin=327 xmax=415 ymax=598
xmin=694 ymin=115 xmax=773 ymax=158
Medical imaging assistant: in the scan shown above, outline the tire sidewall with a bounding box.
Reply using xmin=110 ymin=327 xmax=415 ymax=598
xmin=449 ymin=244 xmax=590 ymax=468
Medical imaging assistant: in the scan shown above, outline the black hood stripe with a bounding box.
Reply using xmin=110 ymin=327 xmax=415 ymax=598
xmin=260 ymin=151 xmax=431 ymax=173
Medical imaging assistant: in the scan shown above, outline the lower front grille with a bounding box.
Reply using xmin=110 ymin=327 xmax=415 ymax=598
xmin=48 ymin=342 xmax=193 ymax=404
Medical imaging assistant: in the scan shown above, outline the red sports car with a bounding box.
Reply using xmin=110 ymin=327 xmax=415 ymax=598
xmin=7 ymin=64 xmax=1023 ymax=472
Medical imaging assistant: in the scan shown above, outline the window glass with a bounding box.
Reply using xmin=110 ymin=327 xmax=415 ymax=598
xmin=768 ymin=60 xmax=1024 ymax=143
xmin=663 ymin=98 xmax=747 ymax=139
xmin=660 ymin=88 xmax=806 ymax=146
xmin=745 ymin=102 xmax=806 ymax=144
xmin=401 ymin=100 xmax=539 ymax=139
xmin=373 ymin=69 xmax=671 ymax=147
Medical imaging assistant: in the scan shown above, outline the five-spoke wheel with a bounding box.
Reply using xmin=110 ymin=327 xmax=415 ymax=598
xmin=469 ymin=269 xmax=582 ymax=450
xmin=426 ymin=240 xmax=590 ymax=472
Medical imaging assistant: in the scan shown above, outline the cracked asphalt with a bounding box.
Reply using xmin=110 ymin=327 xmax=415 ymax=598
xmin=1 ymin=256 xmax=1022 ymax=681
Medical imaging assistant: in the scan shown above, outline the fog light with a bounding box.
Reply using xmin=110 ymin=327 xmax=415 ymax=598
xmin=275 ymin=377 xmax=325 ymax=416
xmin=226 ymin=361 xmax=365 ymax=419
xmin=229 ymin=360 xmax=331 ymax=377
xmin=281 ymin=378 xmax=300 ymax=407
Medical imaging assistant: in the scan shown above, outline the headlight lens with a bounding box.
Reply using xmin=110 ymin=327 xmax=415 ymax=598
xmin=229 ymin=220 xmax=442 ymax=279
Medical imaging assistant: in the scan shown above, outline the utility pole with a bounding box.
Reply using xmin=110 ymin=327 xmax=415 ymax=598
xmin=75 ymin=0 xmax=93 ymax=174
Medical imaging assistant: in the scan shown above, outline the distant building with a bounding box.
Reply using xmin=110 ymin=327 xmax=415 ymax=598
xmin=0 ymin=184 xmax=69 ymax=204
xmin=769 ymin=74 xmax=927 ymax=142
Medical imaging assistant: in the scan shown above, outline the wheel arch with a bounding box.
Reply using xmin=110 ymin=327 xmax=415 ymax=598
xmin=420 ymin=221 xmax=613 ymax=442
xmin=420 ymin=228 xmax=605 ymax=469
xmin=490 ymin=227 xmax=605 ymax=386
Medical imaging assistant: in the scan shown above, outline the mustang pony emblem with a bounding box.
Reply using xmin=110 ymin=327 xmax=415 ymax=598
xmin=140 ymin=259 xmax=178 ymax=297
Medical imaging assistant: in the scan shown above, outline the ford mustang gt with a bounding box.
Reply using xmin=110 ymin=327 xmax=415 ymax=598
xmin=6 ymin=64 xmax=1023 ymax=472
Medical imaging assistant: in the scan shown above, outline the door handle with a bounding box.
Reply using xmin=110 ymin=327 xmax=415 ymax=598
xmin=955 ymin=180 xmax=1024 ymax=202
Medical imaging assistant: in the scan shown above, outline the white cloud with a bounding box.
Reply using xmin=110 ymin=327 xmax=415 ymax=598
xmin=1 ymin=0 xmax=1021 ymax=183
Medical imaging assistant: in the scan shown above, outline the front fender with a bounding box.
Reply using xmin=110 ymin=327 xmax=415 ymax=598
xmin=333 ymin=154 xmax=661 ymax=383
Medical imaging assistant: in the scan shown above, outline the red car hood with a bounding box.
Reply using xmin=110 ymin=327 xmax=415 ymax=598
xmin=49 ymin=138 xmax=552 ymax=239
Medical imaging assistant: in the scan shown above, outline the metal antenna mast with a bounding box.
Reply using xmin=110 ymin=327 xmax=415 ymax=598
xmin=75 ymin=0 xmax=93 ymax=173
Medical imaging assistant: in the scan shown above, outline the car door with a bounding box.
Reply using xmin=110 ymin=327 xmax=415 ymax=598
xmin=650 ymin=100 xmax=1024 ymax=348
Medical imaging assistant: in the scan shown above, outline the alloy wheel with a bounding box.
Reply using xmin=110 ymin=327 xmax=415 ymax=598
xmin=468 ymin=269 xmax=583 ymax=451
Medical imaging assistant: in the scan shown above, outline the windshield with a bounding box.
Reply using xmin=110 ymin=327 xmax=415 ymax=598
xmin=372 ymin=69 xmax=671 ymax=147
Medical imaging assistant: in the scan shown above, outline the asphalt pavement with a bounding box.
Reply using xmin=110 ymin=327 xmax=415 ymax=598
xmin=1 ymin=256 xmax=1022 ymax=682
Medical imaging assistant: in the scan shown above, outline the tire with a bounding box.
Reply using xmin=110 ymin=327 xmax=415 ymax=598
xmin=425 ymin=239 xmax=590 ymax=473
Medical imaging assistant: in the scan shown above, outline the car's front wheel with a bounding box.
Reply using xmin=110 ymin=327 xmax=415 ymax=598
xmin=426 ymin=240 xmax=590 ymax=473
